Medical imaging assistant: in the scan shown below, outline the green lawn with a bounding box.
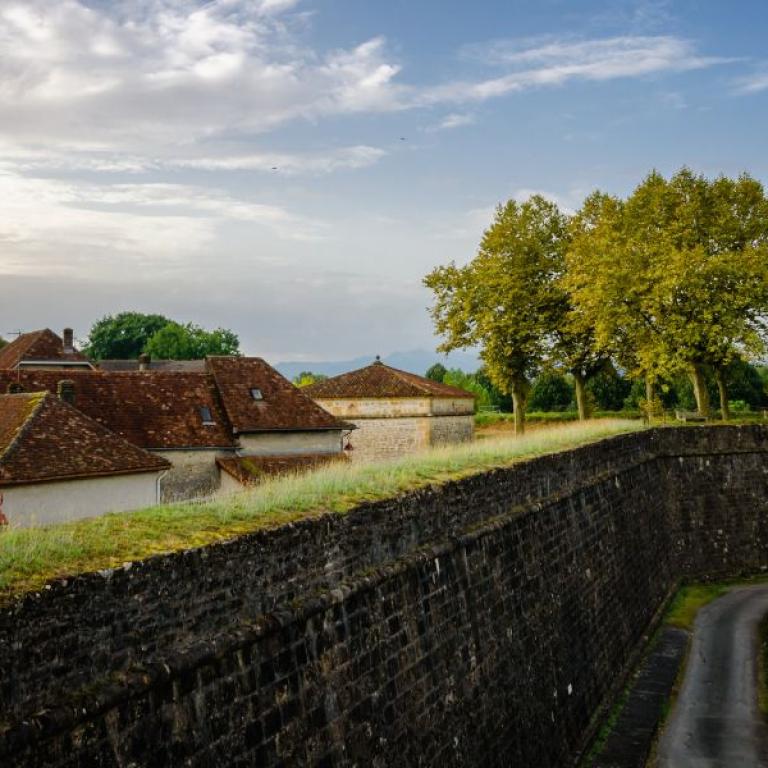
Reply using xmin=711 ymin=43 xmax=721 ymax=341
xmin=0 ymin=419 xmax=642 ymax=599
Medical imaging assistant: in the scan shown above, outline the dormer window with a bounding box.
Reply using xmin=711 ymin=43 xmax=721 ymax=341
xmin=199 ymin=406 xmax=215 ymax=425
xmin=250 ymin=388 xmax=263 ymax=401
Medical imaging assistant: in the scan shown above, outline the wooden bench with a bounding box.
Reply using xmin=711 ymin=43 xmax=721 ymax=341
xmin=675 ymin=409 xmax=708 ymax=423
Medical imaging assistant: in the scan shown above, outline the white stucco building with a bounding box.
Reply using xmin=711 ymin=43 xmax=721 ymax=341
xmin=0 ymin=392 xmax=169 ymax=527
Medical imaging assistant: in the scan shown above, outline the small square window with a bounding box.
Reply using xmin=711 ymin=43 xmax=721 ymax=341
xmin=199 ymin=406 xmax=214 ymax=424
xmin=250 ymin=388 xmax=263 ymax=400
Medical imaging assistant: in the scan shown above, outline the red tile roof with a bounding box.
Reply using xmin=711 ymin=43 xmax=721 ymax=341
xmin=217 ymin=453 xmax=348 ymax=485
xmin=304 ymin=361 xmax=476 ymax=400
xmin=207 ymin=357 xmax=344 ymax=433
xmin=0 ymin=370 xmax=235 ymax=450
xmin=0 ymin=393 xmax=169 ymax=487
xmin=0 ymin=329 xmax=91 ymax=369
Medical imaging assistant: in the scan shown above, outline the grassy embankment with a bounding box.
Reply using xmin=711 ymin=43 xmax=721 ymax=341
xmin=0 ymin=419 xmax=641 ymax=598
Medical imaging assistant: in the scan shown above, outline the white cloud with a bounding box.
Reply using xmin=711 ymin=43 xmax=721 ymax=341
xmin=0 ymin=1 xmax=728 ymax=167
xmin=0 ymin=169 xmax=324 ymax=278
xmin=426 ymin=113 xmax=476 ymax=132
xmin=421 ymin=36 xmax=728 ymax=104
xmin=734 ymin=69 xmax=768 ymax=94
xmin=171 ymin=145 xmax=387 ymax=174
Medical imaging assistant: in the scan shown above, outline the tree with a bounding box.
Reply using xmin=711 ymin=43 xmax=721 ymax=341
xmin=293 ymin=371 xmax=328 ymax=388
xmin=0 ymin=336 xmax=7 ymax=350
xmin=586 ymin=364 xmax=631 ymax=411
xmin=424 ymin=196 xmax=568 ymax=434
xmin=441 ymin=369 xmax=490 ymax=410
xmin=528 ymin=372 xmax=573 ymax=412
xmin=84 ymin=312 xmax=171 ymax=360
xmin=425 ymin=363 xmax=447 ymax=382
xmin=566 ymin=171 xmax=768 ymax=420
xmin=144 ymin=322 xmax=240 ymax=359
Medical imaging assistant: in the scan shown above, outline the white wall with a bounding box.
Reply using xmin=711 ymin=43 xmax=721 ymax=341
xmin=0 ymin=472 xmax=162 ymax=528
xmin=238 ymin=431 xmax=343 ymax=455
xmin=314 ymin=396 xmax=474 ymax=419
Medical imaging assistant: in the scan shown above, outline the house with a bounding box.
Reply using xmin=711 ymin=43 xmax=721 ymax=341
xmin=0 ymin=328 xmax=94 ymax=370
xmin=0 ymin=392 xmax=170 ymax=527
xmin=304 ymin=358 xmax=475 ymax=463
xmin=0 ymin=357 xmax=350 ymax=502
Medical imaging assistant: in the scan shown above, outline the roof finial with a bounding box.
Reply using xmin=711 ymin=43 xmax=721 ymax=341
xmin=374 ymin=354 xmax=382 ymax=365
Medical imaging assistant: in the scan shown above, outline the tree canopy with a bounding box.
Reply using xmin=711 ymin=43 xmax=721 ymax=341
xmin=144 ymin=322 xmax=240 ymax=360
xmin=84 ymin=312 xmax=240 ymax=360
xmin=293 ymin=371 xmax=328 ymax=387
xmin=425 ymin=168 xmax=768 ymax=426
xmin=424 ymin=195 xmax=568 ymax=433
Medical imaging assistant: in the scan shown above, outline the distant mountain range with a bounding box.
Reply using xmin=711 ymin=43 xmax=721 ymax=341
xmin=276 ymin=349 xmax=482 ymax=381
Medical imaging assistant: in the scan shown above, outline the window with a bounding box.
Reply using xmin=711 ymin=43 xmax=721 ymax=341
xmin=199 ymin=406 xmax=214 ymax=424
xmin=250 ymin=388 xmax=264 ymax=400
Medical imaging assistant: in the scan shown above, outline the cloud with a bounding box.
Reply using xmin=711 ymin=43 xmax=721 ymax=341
xmin=0 ymin=143 xmax=386 ymax=176
xmin=171 ymin=145 xmax=387 ymax=174
xmin=0 ymin=0 xmax=728 ymax=166
xmin=0 ymin=168 xmax=324 ymax=279
xmin=425 ymin=113 xmax=476 ymax=132
xmin=734 ymin=69 xmax=768 ymax=94
xmin=423 ymin=36 xmax=729 ymax=104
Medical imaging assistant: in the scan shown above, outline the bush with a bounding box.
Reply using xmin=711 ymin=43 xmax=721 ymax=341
xmin=528 ymin=372 xmax=573 ymax=412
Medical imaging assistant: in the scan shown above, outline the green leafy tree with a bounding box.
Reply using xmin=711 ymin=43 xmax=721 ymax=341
xmin=441 ymin=369 xmax=489 ymax=410
xmin=566 ymin=170 xmax=768 ymax=420
xmin=293 ymin=371 xmax=328 ymax=388
xmin=144 ymin=322 xmax=240 ymax=359
xmin=475 ymin=366 xmax=513 ymax=411
xmin=84 ymin=312 xmax=171 ymax=360
xmin=425 ymin=363 xmax=448 ymax=382
xmin=528 ymin=372 xmax=573 ymax=412
xmin=586 ymin=364 xmax=632 ymax=411
xmin=425 ymin=196 xmax=568 ymax=434
xmin=0 ymin=336 xmax=7 ymax=350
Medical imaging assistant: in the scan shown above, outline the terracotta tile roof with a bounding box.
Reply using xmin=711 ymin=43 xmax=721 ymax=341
xmin=0 ymin=371 xmax=235 ymax=450
xmin=217 ymin=453 xmax=348 ymax=485
xmin=304 ymin=361 xmax=476 ymax=400
xmin=207 ymin=357 xmax=344 ymax=433
xmin=0 ymin=392 xmax=169 ymax=487
xmin=0 ymin=329 xmax=91 ymax=369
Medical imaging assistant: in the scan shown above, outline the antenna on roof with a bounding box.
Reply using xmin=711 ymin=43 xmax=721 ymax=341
xmin=5 ymin=330 xmax=22 ymax=338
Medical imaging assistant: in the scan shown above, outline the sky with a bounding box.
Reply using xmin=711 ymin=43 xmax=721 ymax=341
xmin=1 ymin=0 xmax=767 ymax=363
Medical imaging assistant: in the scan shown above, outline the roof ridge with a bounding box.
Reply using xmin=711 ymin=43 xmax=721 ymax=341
xmin=0 ymin=392 xmax=48 ymax=464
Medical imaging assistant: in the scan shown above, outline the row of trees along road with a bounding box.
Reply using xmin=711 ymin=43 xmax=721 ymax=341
xmin=424 ymin=168 xmax=768 ymax=434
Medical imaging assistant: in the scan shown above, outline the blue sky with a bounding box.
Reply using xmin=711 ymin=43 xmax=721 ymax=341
xmin=1 ymin=0 xmax=767 ymax=363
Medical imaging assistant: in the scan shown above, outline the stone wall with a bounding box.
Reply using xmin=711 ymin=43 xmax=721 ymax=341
xmin=428 ymin=414 xmax=474 ymax=446
xmin=156 ymin=449 xmax=226 ymax=502
xmin=2 ymin=426 xmax=768 ymax=767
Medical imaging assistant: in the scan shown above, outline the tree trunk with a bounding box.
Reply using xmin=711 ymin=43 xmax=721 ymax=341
xmin=511 ymin=379 xmax=529 ymax=436
xmin=645 ymin=376 xmax=656 ymax=424
xmin=688 ymin=363 xmax=711 ymax=417
xmin=573 ymin=373 xmax=589 ymax=421
xmin=714 ymin=367 xmax=730 ymax=421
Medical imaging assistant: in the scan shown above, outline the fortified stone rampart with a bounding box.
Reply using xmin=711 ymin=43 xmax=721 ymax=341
xmin=1 ymin=426 xmax=767 ymax=767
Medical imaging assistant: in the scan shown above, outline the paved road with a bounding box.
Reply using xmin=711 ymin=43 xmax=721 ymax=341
xmin=657 ymin=585 xmax=768 ymax=768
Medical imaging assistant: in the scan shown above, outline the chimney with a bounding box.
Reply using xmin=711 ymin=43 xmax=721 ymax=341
xmin=62 ymin=328 xmax=74 ymax=354
xmin=57 ymin=379 xmax=75 ymax=406
xmin=138 ymin=353 xmax=151 ymax=372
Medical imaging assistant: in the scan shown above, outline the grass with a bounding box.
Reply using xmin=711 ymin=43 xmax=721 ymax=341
xmin=664 ymin=583 xmax=731 ymax=630
xmin=475 ymin=410 xmax=642 ymax=427
xmin=0 ymin=419 xmax=642 ymax=599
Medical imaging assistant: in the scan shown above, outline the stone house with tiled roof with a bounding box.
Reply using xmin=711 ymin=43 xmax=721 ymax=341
xmin=0 ymin=328 xmax=93 ymax=371
xmin=0 ymin=392 xmax=170 ymax=527
xmin=305 ymin=359 xmax=475 ymax=463
xmin=0 ymin=355 xmax=350 ymax=505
